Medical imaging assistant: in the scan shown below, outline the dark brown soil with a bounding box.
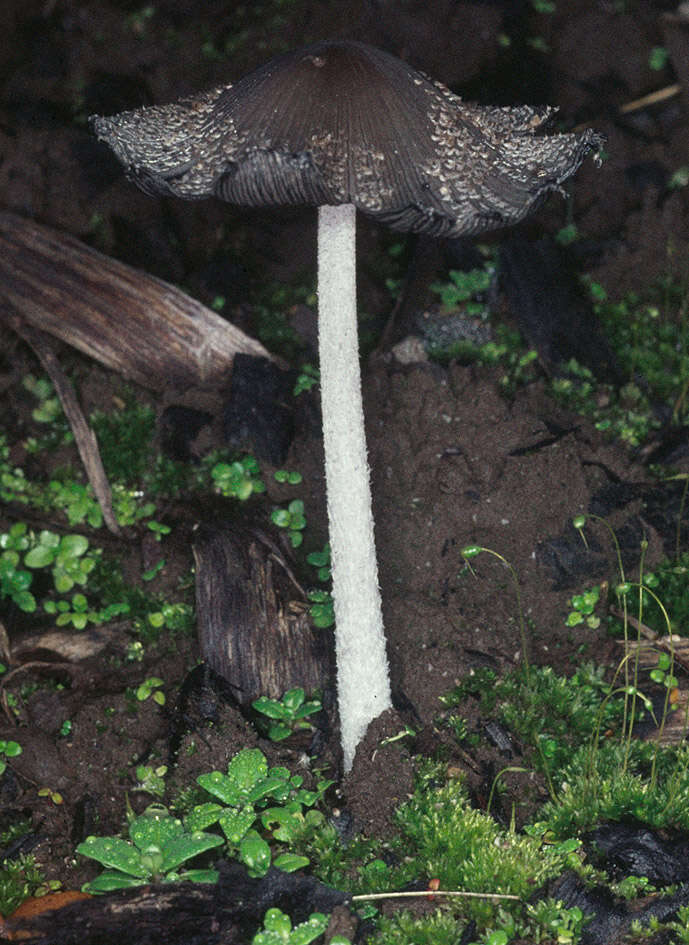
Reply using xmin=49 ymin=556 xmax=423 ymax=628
xmin=1 ymin=0 xmax=689 ymax=939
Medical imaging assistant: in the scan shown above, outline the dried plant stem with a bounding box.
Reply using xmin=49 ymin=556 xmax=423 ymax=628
xmin=352 ymin=890 xmax=521 ymax=902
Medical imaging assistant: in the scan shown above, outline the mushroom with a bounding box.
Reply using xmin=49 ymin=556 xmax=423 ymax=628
xmin=91 ymin=40 xmax=604 ymax=770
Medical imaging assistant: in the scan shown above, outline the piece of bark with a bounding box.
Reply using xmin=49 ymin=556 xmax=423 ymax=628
xmin=193 ymin=526 xmax=333 ymax=703
xmin=0 ymin=212 xmax=276 ymax=393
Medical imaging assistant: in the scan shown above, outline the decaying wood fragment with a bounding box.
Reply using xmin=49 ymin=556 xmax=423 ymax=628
xmin=0 ymin=862 xmax=348 ymax=944
xmin=0 ymin=212 xmax=276 ymax=393
xmin=193 ymin=526 xmax=333 ymax=703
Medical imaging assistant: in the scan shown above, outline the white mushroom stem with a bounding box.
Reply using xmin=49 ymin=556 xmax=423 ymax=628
xmin=317 ymin=203 xmax=392 ymax=771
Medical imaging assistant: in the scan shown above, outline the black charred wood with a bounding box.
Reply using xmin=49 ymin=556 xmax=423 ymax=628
xmin=193 ymin=525 xmax=333 ymax=704
xmin=3 ymin=862 xmax=348 ymax=945
xmin=499 ymin=236 xmax=624 ymax=382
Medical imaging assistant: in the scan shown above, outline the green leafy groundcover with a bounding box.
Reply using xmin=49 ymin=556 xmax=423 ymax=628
xmin=77 ymin=805 xmax=223 ymax=892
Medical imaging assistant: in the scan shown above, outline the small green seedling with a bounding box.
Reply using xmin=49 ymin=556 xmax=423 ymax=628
xmin=650 ymin=651 xmax=678 ymax=693
xmin=307 ymin=544 xmax=331 ymax=582
xmin=77 ymin=804 xmax=223 ymax=892
xmin=37 ymin=787 xmax=63 ymax=805
xmin=648 ymin=45 xmax=669 ymax=71
xmin=23 ymin=374 xmax=62 ymax=424
xmin=252 ymin=688 xmax=323 ymax=741
xmin=147 ymin=520 xmax=171 ymax=541
xmin=211 ymin=457 xmax=265 ymax=500
xmin=271 ymin=500 xmax=306 ymax=547
xmin=0 ymin=523 xmax=31 ymax=554
xmin=293 ymin=364 xmax=319 ymax=396
xmin=0 ymin=548 xmax=35 ymax=612
xmin=431 ymin=264 xmax=493 ymax=314
xmin=136 ymin=677 xmax=166 ymax=705
xmin=24 ymin=531 xmax=97 ymax=594
xmin=145 ymin=601 xmax=194 ymax=634
xmin=187 ymin=748 xmax=331 ymax=878
xmin=467 ymin=932 xmax=509 ymax=945
xmin=565 ymin=585 xmax=601 ymax=629
xmin=111 ymin=484 xmax=156 ymax=526
xmin=526 ymin=900 xmax=586 ymax=944
xmin=48 ymin=480 xmax=102 ymax=528
xmin=307 ymin=589 xmax=335 ymax=628
xmin=44 ymin=592 xmax=97 ymax=629
xmin=142 ymin=559 xmax=165 ymax=581
xmin=0 ymin=740 xmax=22 ymax=776
xmin=274 ymin=469 xmax=303 ymax=485
xmin=134 ymin=764 xmax=168 ymax=797
xmin=252 ymin=907 xmax=347 ymax=945
xmin=379 ymin=725 xmax=416 ymax=747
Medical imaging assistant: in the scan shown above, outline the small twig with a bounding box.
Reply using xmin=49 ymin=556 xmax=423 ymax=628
xmin=619 ymin=83 xmax=681 ymax=114
xmin=609 ymin=606 xmax=657 ymax=641
xmin=351 ymin=890 xmax=521 ymax=902
xmin=8 ymin=315 xmax=121 ymax=535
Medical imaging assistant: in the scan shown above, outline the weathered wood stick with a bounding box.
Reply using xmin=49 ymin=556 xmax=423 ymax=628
xmin=0 ymin=212 xmax=276 ymax=392
xmin=7 ymin=318 xmax=121 ymax=534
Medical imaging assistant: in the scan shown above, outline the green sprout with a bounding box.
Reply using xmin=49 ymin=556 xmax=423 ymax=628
xmin=524 ymin=900 xmax=586 ymax=944
xmin=22 ymin=374 xmax=62 ymax=425
xmin=47 ymin=480 xmax=103 ymax=528
xmin=142 ymin=559 xmax=165 ymax=582
xmin=24 ymin=531 xmax=97 ymax=594
xmin=110 ymin=483 xmax=156 ymax=526
xmin=649 ymin=651 xmax=678 ymax=693
xmin=271 ymin=499 xmax=306 ymax=547
xmin=0 ymin=740 xmax=22 ymax=776
xmin=0 ymin=550 xmax=35 ymax=613
xmin=293 ymin=364 xmax=319 ymax=396
xmin=252 ymin=688 xmax=323 ymax=741
xmin=143 ymin=601 xmax=194 ymax=635
xmin=565 ymin=585 xmax=601 ymax=629
xmin=431 ymin=264 xmax=493 ymax=314
xmin=147 ymin=520 xmax=171 ymax=541
xmin=274 ymin=469 xmax=303 ymax=485
xmin=44 ymin=592 xmax=99 ymax=629
xmin=134 ymin=764 xmax=168 ymax=798
xmin=135 ymin=677 xmax=166 ymax=706
xmin=307 ymin=544 xmax=331 ymax=582
xmin=0 ymin=854 xmax=54 ymax=918
xmin=461 ymin=545 xmax=530 ymax=684
xmin=211 ymin=457 xmax=266 ymax=500
xmin=252 ymin=907 xmax=348 ymax=945
xmin=77 ymin=804 xmax=223 ymax=892
xmin=555 ymin=223 xmax=578 ymax=246
xmin=307 ymin=589 xmax=335 ymax=628
xmin=648 ymin=46 xmax=669 ymax=71
xmin=186 ymin=748 xmax=331 ymax=879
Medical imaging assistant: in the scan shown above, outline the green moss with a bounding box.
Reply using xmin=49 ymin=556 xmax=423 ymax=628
xmin=540 ymin=740 xmax=689 ymax=837
xmin=91 ymin=399 xmax=156 ymax=485
xmin=0 ymin=855 xmax=53 ymax=918
xmin=395 ymin=777 xmax=571 ymax=924
xmin=370 ymin=909 xmax=466 ymax=945
xmin=614 ymin=553 xmax=689 ymax=638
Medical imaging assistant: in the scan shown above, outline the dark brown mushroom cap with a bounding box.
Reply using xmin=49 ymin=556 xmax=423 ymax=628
xmin=90 ymin=40 xmax=605 ymax=238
